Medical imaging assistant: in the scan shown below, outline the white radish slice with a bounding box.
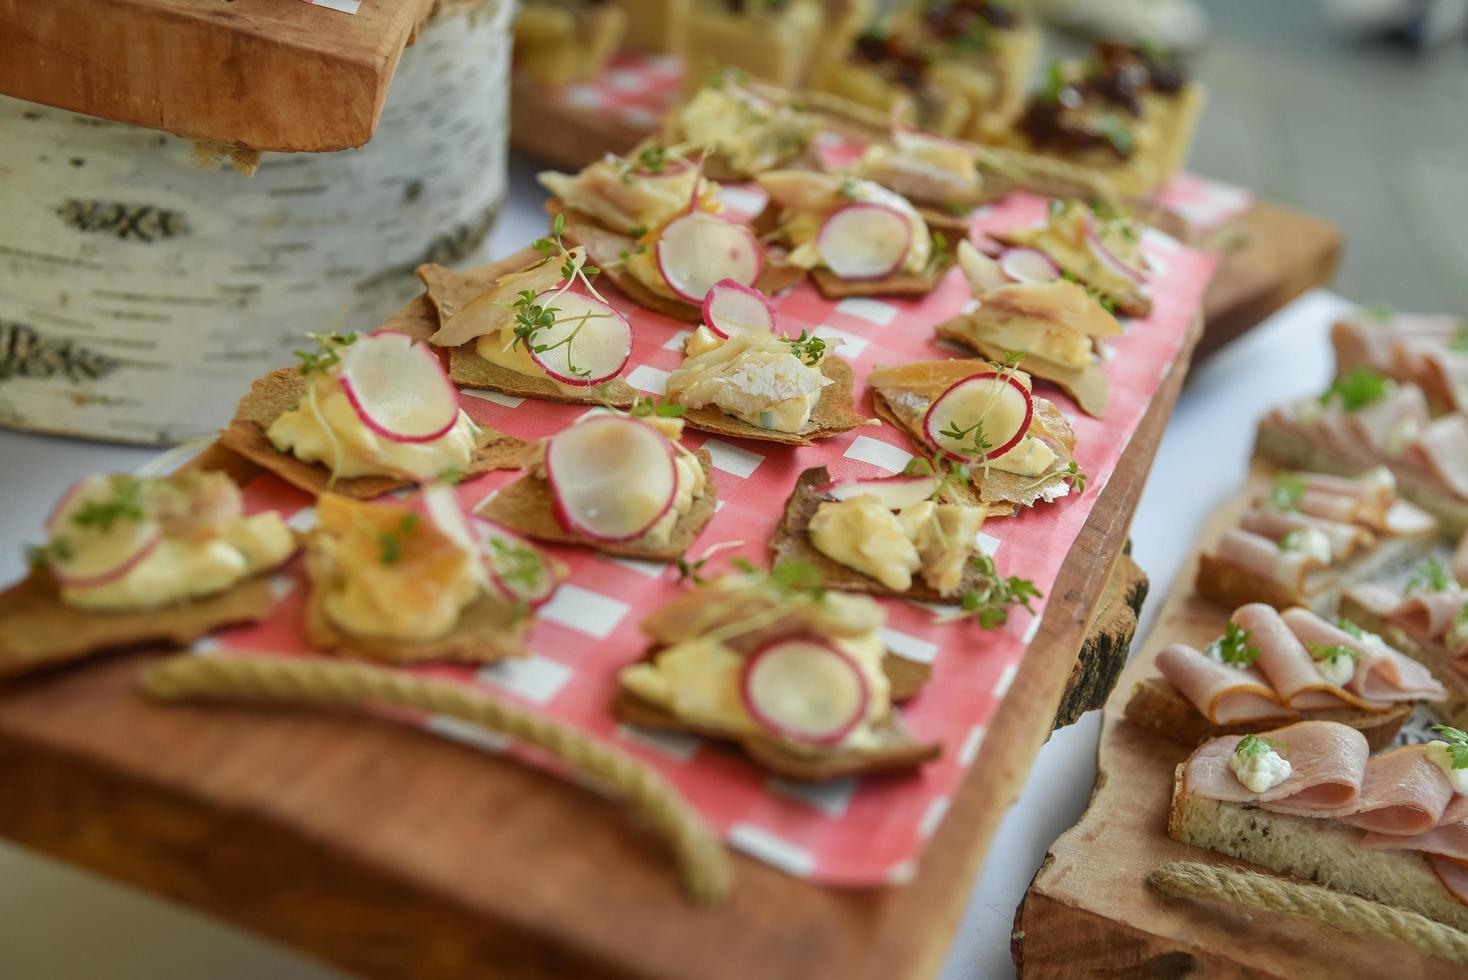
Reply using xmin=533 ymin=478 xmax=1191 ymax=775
xmin=816 ymin=473 xmax=938 ymax=509
xmin=922 ymin=371 xmax=1034 ymax=463
xmin=337 ymin=331 xmax=460 ymax=444
xmin=998 ymin=247 xmax=1060 ymax=284
xmin=957 ymin=239 xmax=1007 ymax=294
xmin=545 ymin=416 xmax=678 ymax=543
xmin=44 ymin=474 xmax=110 ymax=534
xmin=816 ymin=203 xmax=912 ymax=280
xmin=472 ymin=516 xmax=559 ymax=607
xmin=524 ymin=290 xmax=633 ymax=387
xmin=656 ymin=212 xmax=764 ymax=304
xmin=45 ymin=477 xmax=161 ymax=589
xmin=739 ymin=635 xmax=870 ymax=746
xmin=1085 ymin=223 xmax=1146 ymax=286
xmin=701 ymin=278 xmax=777 ymax=339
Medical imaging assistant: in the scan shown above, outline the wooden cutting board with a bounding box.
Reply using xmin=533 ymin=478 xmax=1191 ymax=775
xmin=0 ymin=287 xmax=1193 ymax=980
xmin=0 ymin=0 xmax=440 ymax=151
xmin=1012 ymin=461 xmax=1449 ymax=979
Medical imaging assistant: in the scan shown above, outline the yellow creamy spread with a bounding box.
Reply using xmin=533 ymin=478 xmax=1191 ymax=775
xmin=538 ymin=156 xmax=710 ymax=237
xmin=989 ymin=435 xmax=1056 ymax=476
xmin=782 ymin=177 xmax=932 ymax=276
xmin=267 ymin=373 xmax=479 ymax=482
xmin=310 ymin=493 xmax=483 ymax=642
xmin=676 ymin=85 xmax=816 ymax=176
xmin=619 ymin=578 xmax=893 ymax=751
xmin=53 ymin=472 xmax=296 ymax=612
xmin=474 ymin=329 xmax=593 ymax=396
xmin=808 ymin=494 xmax=984 ymax=594
xmin=667 ymin=330 xmax=830 ymax=433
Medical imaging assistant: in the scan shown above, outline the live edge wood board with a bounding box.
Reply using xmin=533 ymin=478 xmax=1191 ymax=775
xmin=1013 ymin=462 xmax=1445 ymax=980
xmin=0 ymin=295 xmax=1193 ymax=980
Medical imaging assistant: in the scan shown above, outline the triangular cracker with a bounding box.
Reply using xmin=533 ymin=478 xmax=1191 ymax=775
xmin=479 ymin=449 xmax=719 ymax=561
xmin=675 ymin=355 xmax=875 ymax=446
xmin=769 ymin=466 xmax=1003 ymax=602
xmin=935 ymin=319 xmax=1110 ymax=418
xmin=0 ymin=570 xmax=281 ymax=680
xmin=220 ymin=367 xmax=527 ymax=500
xmin=447 ymin=348 xmax=641 ymax=407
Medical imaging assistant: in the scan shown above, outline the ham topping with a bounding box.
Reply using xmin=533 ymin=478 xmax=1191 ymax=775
xmin=1430 ymin=854 xmax=1468 ymax=908
xmin=1237 ymin=507 xmax=1373 ymax=562
xmin=1361 ymin=822 xmax=1468 ymax=861
xmin=1182 ymin=720 xmax=1369 ymax=816
xmin=1403 ymin=415 xmax=1468 ymax=501
xmin=1281 ymin=605 xmax=1447 ymax=702
xmin=1338 ymin=744 xmax=1455 ymax=836
xmin=1232 ymin=603 xmax=1357 ymax=711
xmin=1215 ymin=528 xmax=1317 ymax=589
xmin=1155 ymin=642 xmax=1294 ymax=725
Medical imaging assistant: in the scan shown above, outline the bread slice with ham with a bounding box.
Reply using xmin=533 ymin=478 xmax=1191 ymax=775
xmin=1340 ymin=581 xmax=1468 ymax=729
xmin=1169 ymin=720 xmax=1468 ymax=932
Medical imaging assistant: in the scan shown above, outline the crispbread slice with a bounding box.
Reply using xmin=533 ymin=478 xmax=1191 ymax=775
xmin=770 ymin=466 xmax=1001 ymax=601
xmin=417 ymin=256 xmax=537 ymax=323
xmin=808 ymin=251 xmax=954 ymax=300
xmin=936 ymin=318 xmax=1110 ymax=418
xmin=1123 ymin=677 xmax=1411 ymax=753
xmin=447 ymin=347 xmax=641 ymax=407
xmin=987 ymin=229 xmax=1151 ymax=319
xmin=1337 ymin=595 xmax=1468 ymax=731
xmin=0 ymin=569 xmax=281 ymax=680
xmin=676 ymin=355 xmax=875 ymax=446
xmin=612 ymin=651 xmax=940 ymax=781
xmin=553 ymin=205 xmax=806 ymax=323
xmin=479 ymin=449 xmax=718 ymax=561
xmin=303 ymin=572 xmax=530 ymax=665
xmin=219 ymin=367 xmax=527 ymax=500
xmin=1168 ymin=764 xmax=1468 ymax=932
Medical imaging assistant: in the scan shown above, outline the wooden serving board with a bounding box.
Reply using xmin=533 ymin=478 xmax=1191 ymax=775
xmin=1012 ymin=461 xmax=1448 ymax=979
xmin=0 ymin=279 xmax=1193 ymax=980
xmin=0 ymin=0 xmax=439 ymax=151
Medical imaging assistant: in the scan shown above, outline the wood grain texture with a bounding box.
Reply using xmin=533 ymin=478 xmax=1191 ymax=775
xmin=1013 ymin=461 xmax=1448 ymax=980
xmin=0 ymin=0 xmax=439 ymax=151
xmin=0 ymin=306 xmax=1198 ymax=980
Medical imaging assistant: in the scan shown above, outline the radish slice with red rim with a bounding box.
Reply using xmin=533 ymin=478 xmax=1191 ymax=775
xmin=524 ymin=290 xmax=633 ymax=387
xmin=44 ymin=474 xmax=110 ymax=535
xmin=473 ymin=516 xmax=559 ymax=607
xmin=1084 ymin=213 xmax=1147 ymax=285
xmin=701 ymin=278 xmax=778 ymax=339
xmin=45 ymin=477 xmax=162 ymax=589
xmin=337 ymin=331 xmax=460 ymax=444
xmin=739 ymin=635 xmax=871 ymax=746
xmin=816 ymin=203 xmax=912 ymax=280
xmin=656 ymin=212 xmax=764 ymax=305
xmin=998 ymin=247 xmax=1060 ymax=284
xmin=922 ymin=371 xmax=1034 ymax=463
xmin=815 ymin=473 xmax=938 ymax=509
xmin=545 ymin=415 xmax=679 ymax=543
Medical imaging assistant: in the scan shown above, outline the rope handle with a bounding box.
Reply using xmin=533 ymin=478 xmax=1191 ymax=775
xmin=140 ymin=654 xmax=732 ymax=904
xmin=1147 ymin=860 xmax=1468 ymax=966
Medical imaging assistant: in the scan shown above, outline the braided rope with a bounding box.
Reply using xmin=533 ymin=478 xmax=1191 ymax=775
xmin=1147 ymin=861 xmax=1468 ymax=965
xmin=140 ymin=654 xmax=732 ymax=904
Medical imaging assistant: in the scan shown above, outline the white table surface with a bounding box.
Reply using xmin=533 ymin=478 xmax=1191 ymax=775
xmin=0 ymin=156 xmax=1358 ymax=979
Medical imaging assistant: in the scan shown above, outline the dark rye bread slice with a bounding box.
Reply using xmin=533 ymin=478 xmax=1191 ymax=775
xmin=304 ymin=569 xmax=531 ymax=666
xmin=935 ymin=318 xmax=1110 ymax=419
xmin=676 ymin=355 xmax=875 ymax=446
xmin=220 ymin=367 xmax=527 ymax=500
xmin=479 ymin=449 xmax=718 ymax=562
xmin=553 ymin=204 xmax=807 ymax=324
xmin=769 ymin=466 xmax=995 ymax=601
xmin=0 ymin=566 xmax=286 ymax=680
xmin=1123 ymin=677 xmax=1412 ymax=753
xmin=1168 ymin=763 xmax=1468 ymax=933
xmin=613 ymin=651 xmax=939 ymax=781
xmin=1337 ymin=594 xmax=1468 ymax=731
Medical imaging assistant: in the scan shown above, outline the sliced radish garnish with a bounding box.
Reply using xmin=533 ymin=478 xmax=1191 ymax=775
xmin=958 ymin=240 xmax=1007 ymax=294
xmin=816 ymin=203 xmax=912 ymax=280
xmin=701 ymin=278 xmax=777 ymax=339
xmin=1085 ymin=213 xmax=1147 ymax=285
xmin=816 ymin=473 xmax=938 ymax=509
xmin=544 ymin=416 xmax=678 ymax=543
xmin=739 ymin=635 xmax=870 ymax=746
xmin=418 ymin=483 xmax=493 ymax=591
xmin=524 ymin=290 xmax=633 ymax=387
xmin=45 ymin=477 xmax=162 ymax=589
xmin=473 ymin=516 xmax=559 ymax=608
xmin=998 ymin=247 xmax=1060 ymax=284
xmin=656 ymin=212 xmax=763 ymax=305
xmin=337 ymin=331 xmax=459 ymax=444
xmin=44 ymin=474 xmax=109 ymax=535
xmin=922 ymin=371 xmax=1034 ymax=463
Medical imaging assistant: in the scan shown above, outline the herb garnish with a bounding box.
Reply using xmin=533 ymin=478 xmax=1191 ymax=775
xmin=924 ymin=231 xmax=951 ymax=277
xmin=786 ymin=329 xmax=827 ymax=366
xmin=1306 ymin=641 xmax=1358 ymax=665
xmin=510 ymin=214 xmax=612 ymax=382
xmin=1093 ymin=114 xmax=1136 ymax=156
xmin=436 ymin=466 xmax=464 ymax=486
xmin=904 ymin=452 xmax=972 ymax=501
xmin=1431 ymin=724 xmax=1468 ymax=769
xmin=1318 ymin=368 xmax=1391 ymax=412
xmin=1452 ymin=324 xmax=1468 ymax=354
xmin=732 ymin=556 xmax=826 ymax=600
xmin=1235 ymin=733 xmax=1287 ymax=758
xmin=675 ymin=540 xmax=746 ymax=586
xmin=378 ymin=512 xmax=420 ymax=566
xmin=71 ymin=476 xmax=147 ymax=532
xmin=1268 ymin=472 xmax=1306 ymax=512
xmin=487 ymin=536 xmax=546 ymax=594
xmin=294 ymin=332 xmax=357 ymax=376
xmin=629 ymin=395 xmax=688 ymax=418
xmin=1406 ymin=557 xmax=1452 ymax=595
xmin=1206 ymin=621 xmax=1260 ymax=667
xmin=937 ymin=553 xmax=1042 ymax=629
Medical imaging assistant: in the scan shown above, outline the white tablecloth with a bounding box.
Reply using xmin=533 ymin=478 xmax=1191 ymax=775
xmin=0 ymin=156 xmax=1356 ymax=978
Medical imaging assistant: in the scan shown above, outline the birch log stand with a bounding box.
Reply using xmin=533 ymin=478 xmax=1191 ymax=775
xmin=0 ymin=292 xmax=1184 ymax=980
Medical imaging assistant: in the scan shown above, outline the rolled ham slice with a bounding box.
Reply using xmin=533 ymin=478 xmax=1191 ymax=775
xmin=1347 ymin=582 xmax=1465 ymax=642
xmin=1339 ymin=744 xmax=1455 ymax=836
xmin=1441 ymin=794 xmax=1468 ymax=827
xmin=1282 ymin=605 xmax=1447 ymax=703
xmin=1430 ymin=854 xmax=1468 ymax=908
xmin=1232 ymin=604 xmax=1356 ymax=712
xmin=1418 ymin=351 xmax=1468 ymax=415
xmin=1346 ymin=385 xmax=1429 ymax=458
xmin=1182 ymin=720 xmax=1369 ymax=816
xmin=1361 ymin=821 xmax=1468 ymax=861
xmin=1404 ymin=415 xmax=1468 ymax=502
xmin=1154 ymin=643 xmax=1295 ymax=725
xmin=1215 ymin=528 xmax=1318 ymax=590
xmin=1237 ymin=507 xmax=1374 ymax=562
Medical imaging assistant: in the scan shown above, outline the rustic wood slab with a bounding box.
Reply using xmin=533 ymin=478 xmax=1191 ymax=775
xmin=0 ymin=291 xmax=1192 ymax=980
xmin=1012 ymin=461 xmax=1447 ymax=979
xmin=0 ymin=0 xmax=438 ymax=152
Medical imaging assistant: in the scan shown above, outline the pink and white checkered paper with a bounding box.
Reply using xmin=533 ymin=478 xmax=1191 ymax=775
xmin=209 ymin=190 xmax=1215 ymax=886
